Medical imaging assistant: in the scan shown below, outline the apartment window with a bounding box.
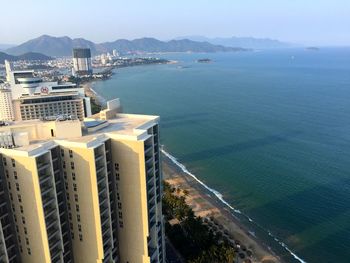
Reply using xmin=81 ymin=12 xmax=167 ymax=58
xmin=117 ymin=193 xmax=120 ymax=200
xmin=71 ymin=232 xmax=74 ymax=240
xmin=14 ymin=215 xmax=17 ymax=222
xmin=67 ymin=203 xmax=71 ymax=210
xmin=118 ymin=202 xmax=122 ymax=209
xmin=18 ymin=194 xmax=22 ymax=202
xmin=20 ymin=205 xmax=24 ymax=213
xmin=70 ymin=222 xmax=73 ymax=230
xmin=8 ymin=182 xmax=11 ymax=190
xmin=119 ymin=221 xmax=123 ymax=228
xmin=11 ymin=159 xmax=16 ymax=167
xmin=114 ymin=163 xmax=119 ymax=171
xmin=66 ymin=193 xmax=70 ymax=200
xmin=16 ymin=183 xmax=20 ymax=191
xmin=63 ymin=161 xmax=66 ymax=169
xmin=118 ymin=211 xmax=123 ymax=219
xmin=78 ymin=224 xmax=82 ymax=232
xmin=9 ymin=193 xmax=13 ymax=201
xmin=3 ymin=157 xmax=7 ymax=166
xmin=74 ymin=194 xmax=78 ymax=202
xmin=14 ymin=171 xmax=18 ymax=180
xmin=76 ymin=204 xmax=80 ymax=212
xmin=77 ymin=214 xmax=81 ymax=222
xmin=65 ymin=182 xmax=69 ymax=190
xmin=16 ymin=225 xmax=19 ymax=233
xmin=24 ymin=227 xmax=28 ymax=235
xmin=72 ymin=173 xmax=76 ymax=181
xmin=26 ymin=237 xmax=29 ymax=245
xmin=27 ymin=248 xmax=31 ymax=255
xmin=116 ymin=173 xmax=120 ymax=181
xmin=61 ymin=149 xmax=64 ymax=157
xmin=69 ymin=150 xmax=73 ymax=158
xmin=20 ymin=245 xmax=23 ymax=253
xmin=22 ymin=216 xmax=26 ymax=224
xmin=5 ymin=170 xmax=9 ymax=178
xmin=68 ymin=213 xmax=72 ymax=220
xmin=73 ymin=183 xmax=77 ymax=192
xmin=64 ymin=171 xmax=67 ymax=180
xmin=79 ymin=233 xmax=83 ymax=241
xmin=70 ymin=162 xmax=75 ymax=170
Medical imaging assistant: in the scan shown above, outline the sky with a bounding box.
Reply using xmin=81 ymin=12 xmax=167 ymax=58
xmin=0 ymin=0 xmax=349 ymax=46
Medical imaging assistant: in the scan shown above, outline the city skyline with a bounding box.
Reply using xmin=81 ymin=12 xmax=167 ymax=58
xmin=0 ymin=0 xmax=350 ymax=46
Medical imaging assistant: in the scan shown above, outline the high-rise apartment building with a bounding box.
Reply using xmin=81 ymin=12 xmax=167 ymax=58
xmin=0 ymin=61 xmax=91 ymax=122
xmin=0 ymin=84 xmax=15 ymax=121
xmin=0 ymin=100 xmax=165 ymax=263
xmin=72 ymin=48 xmax=93 ymax=76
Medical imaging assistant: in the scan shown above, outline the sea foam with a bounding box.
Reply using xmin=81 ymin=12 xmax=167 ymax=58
xmin=161 ymin=148 xmax=307 ymax=263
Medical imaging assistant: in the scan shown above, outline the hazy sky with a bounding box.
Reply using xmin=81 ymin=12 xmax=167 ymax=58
xmin=1 ymin=0 xmax=349 ymax=46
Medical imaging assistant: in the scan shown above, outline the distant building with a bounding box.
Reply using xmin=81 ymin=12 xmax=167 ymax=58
xmin=0 ymin=60 xmax=91 ymax=122
xmin=0 ymin=84 xmax=14 ymax=121
xmin=112 ymin=49 xmax=119 ymax=57
xmin=100 ymin=53 xmax=108 ymax=65
xmin=72 ymin=48 xmax=93 ymax=76
xmin=0 ymin=101 xmax=166 ymax=263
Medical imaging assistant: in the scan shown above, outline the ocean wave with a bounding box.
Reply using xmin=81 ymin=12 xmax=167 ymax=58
xmin=161 ymin=148 xmax=307 ymax=263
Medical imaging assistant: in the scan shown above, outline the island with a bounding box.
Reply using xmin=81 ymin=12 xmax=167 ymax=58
xmin=306 ymin=47 xmax=320 ymax=51
xmin=196 ymin=58 xmax=212 ymax=63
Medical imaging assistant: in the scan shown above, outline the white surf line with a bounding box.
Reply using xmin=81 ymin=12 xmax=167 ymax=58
xmin=161 ymin=148 xmax=307 ymax=263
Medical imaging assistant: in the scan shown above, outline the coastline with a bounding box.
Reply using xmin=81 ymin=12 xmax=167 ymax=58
xmin=161 ymin=150 xmax=282 ymax=263
xmin=82 ymin=72 xmax=291 ymax=263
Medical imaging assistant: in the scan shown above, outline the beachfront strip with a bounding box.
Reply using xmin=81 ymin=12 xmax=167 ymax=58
xmin=0 ymin=101 xmax=165 ymax=263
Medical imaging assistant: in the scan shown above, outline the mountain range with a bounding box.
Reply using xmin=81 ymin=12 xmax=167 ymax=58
xmin=0 ymin=51 xmax=52 ymax=64
xmin=175 ymin=36 xmax=295 ymax=49
xmin=5 ymin=35 xmax=248 ymax=57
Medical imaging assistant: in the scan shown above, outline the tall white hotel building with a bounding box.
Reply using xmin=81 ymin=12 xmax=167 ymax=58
xmin=0 ymin=61 xmax=91 ymax=122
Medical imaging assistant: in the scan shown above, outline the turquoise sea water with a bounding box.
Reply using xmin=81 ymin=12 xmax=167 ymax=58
xmin=92 ymin=48 xmax=350 ymax=263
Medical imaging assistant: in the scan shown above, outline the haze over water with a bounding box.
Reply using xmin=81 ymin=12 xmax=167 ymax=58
xmin=93 ymin=48 xmax=350 ymax=263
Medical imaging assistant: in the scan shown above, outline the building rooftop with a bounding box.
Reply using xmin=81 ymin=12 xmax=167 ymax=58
xmin=0 ymin=112 xmax=159 ymax=156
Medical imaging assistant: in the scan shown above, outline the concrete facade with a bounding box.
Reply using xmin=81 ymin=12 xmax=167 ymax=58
xmin=0 ymin=111 xmax=165 ymax=263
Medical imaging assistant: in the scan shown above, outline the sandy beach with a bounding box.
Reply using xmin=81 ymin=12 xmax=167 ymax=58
xmin=162 ymin=154 xmax=283 ymax=263
xmin=82 ymin=80 xmax=283 ymax=263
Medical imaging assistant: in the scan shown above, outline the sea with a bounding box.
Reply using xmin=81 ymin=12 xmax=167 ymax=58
xmin=92 ymin=48 xmax=350 ymax=263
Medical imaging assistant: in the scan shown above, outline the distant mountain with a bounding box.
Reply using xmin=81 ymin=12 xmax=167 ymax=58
xmin=0 ymin=51 xmax=52 ymax=64
xmin=6 ymin=35 xmax=97 ymax=57
xmin=175 ymin=36 xmax=295 ymax=49
xmin=100 ymin=37 xmax=247 ymax=54
xmin=0 ymin=44 xmax=16 ymax=51
xmin=6 ymin=35 xmax=249 ymax=57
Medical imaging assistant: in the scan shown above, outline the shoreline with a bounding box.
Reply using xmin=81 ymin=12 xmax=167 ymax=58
xmin=161 ymin=150 xmax=283 ymax=263
xmin=81 ymin=64 xmax=304 ymax=263
xmin=82 ymin=60 xmax=178 ymax=106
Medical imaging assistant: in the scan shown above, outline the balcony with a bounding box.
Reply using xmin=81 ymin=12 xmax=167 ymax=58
xmin=148 ymin=245 xmax=158 ymax=260
xmin=43 ymin=198 xmax=56 ymax=210
xmin=39 ymin=175 xmax=52 ymax=186
xmin=145 ymin=144 xmax=153 ymax=155
xmin=95 ymin=154 xmax=104 ymax=162
xmin=147 ymin=180 xmax=154 ymax=190
xmin=96 ymin=165 xmax=105 ymax=174
xmin=37 ymin=163 xmax=50 ymax=172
